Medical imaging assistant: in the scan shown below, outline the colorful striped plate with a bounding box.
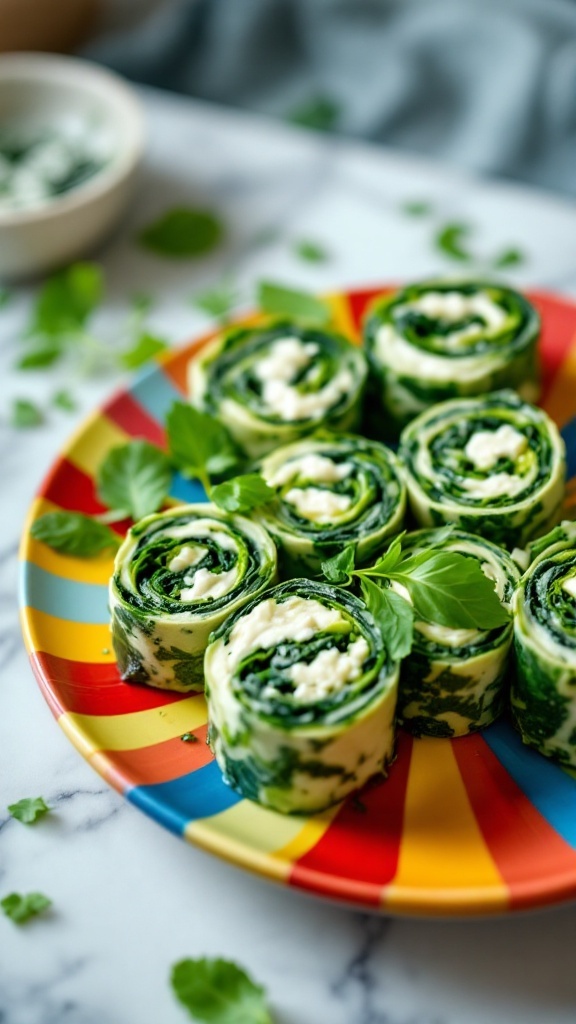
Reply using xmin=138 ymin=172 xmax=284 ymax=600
xmin=19 ymin=287 xmax=576 ymax=916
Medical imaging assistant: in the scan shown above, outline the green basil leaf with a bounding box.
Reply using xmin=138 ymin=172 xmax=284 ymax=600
xmin=362 ymin=531 xmax=406 ymax=577
xmin=16 ymin=341 xmax=63 ymax=369
xmin=321 ymin=545 xmax=356 ymax=584
xmin=293 ymin=239 xmax=329 ymax=263
xmin=389 ymin=552 xmax=510 ymax=629
xmin=97 ymin=441 xmax=172 ymax=521
xmin=192 ymin=280 xmax=239 ymax=322
xmin=28 ymin=262 xmax=103 ymax=338
xmin=52 ymin=389 xmax=76 ymax=412
xmin=171 ymin=957 xmax=273 ymax=1024
xmin=1 ymin=892 xmax=52 ymax=925
xmin=435 ymin=222 xmax=473 ymax=262
xmin=493 ymin=247 xmax=525 ymax=269
xmin=288 ymin=96 xmax=341 ymax=132
xmin=31 ymin=512 xmax=119 ymax=557
xmin=257 ymin=281 xmax=331 ymax=325
xmin=120 ymin=332 xmax=169 ymax=370
xmin=10 ymin=398 xmax=43 ymax=428
xmin=8 ymin=797 xmax=51 ymax=825
xmin=360 ymin=577 xmax=414 ymax=660
xmin=138 ymin=208 xmax=224 ymax=258
xmin=166 ymin=402 xmax=238 ymax=482
xmin=211 ymin=474 xmax=274 ymax=513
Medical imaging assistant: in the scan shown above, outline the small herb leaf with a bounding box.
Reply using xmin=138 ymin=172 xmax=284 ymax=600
xmin=1 ymin=892 xmax=52 ymax=925
xmin=257 ymin=281 xmax=331 ymax=325
xmin=435 ymin=222 xmax=473 ymax=262
xmin=360 ymin=577 xmax=414 ymax=660
xmin=211 ymin=474 xmax=274 ymax=513
xmin=28 ymin=262 xmax=103 ymax=338
xmin=97 ymin=441 xmax=172 ymax=521
xmin=8 ymin=797 xmax=51 ymax=825
xmin=171 ymin=957 xmax=273 ymax=1024
xmin=166 ymin=403 xmax=238 ymax=483
xmin=31 ymin=512 xmax=119 ymax=557
xmin=293 ymin=240 xmax=329 ymax=264
xmin=10 ymin=398 xmax=43 ymax=428
xmin=52 ymin=389 xmax=76 ymax=412
xmin=401 ymin=200 xmax=433 ymax=217
xmin=192 ymin=280 xmax=239 ymax=322
xmin=120 ymin=332 xmax=169 ymax=370
xmin=493 ymin=247 xmax=525 ymax=269
xmin=288 ymin=96 xmax=341 ymax=132
xmin=388 ymin=552 xmax=510 ymax=629
xmin=138 ymin=208 xmax=224 ymax=259
xmin=321 ymin=545 xmax=356 ymax=584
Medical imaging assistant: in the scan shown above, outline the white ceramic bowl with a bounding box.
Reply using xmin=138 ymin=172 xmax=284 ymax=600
xmin=0 ymin=53 xmax=145 ymax=279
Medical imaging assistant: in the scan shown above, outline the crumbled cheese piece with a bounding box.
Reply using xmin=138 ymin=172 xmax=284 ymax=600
xmin=287 ymin=637 xmax=370 ymax=701
xmin=226 ymin=596 xmax=347 ymax=664
xmin=168 ymin=545 xmax=207 ymax=572
xmin=268 ymin=453 xmax=352 ymax=487
xmin=283 ymin=486 xmax=352 ymax=522
xmin=465 ymin=425 xmax=528 ymax=471
xmin=461 ymin=472 xmax=526 ymax=500
xmin=180 ymin=566 xmax=238 ymax=602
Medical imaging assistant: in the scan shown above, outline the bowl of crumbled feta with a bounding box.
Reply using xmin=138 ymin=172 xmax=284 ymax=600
xmin=0 ymin=53 xmax=144 ymax=278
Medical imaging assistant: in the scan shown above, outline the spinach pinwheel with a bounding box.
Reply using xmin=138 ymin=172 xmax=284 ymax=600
xmin=188 ymin=320 xmax=367 ymax=458
xmin=396 ymin=528 xmax=519 ymax=737
xmin=204 ymin=578 xmax=399 ymax=814
xmin=512 ymin=521 xmax=576 ymax=767
xmin=255 ymin=433 xmax=406 ymax=576
xmin=364 ymin=279 xmax=540 ymax=433
xmin=399 ymin=390 xmax=565 ymax=550
xmin=109 ymin=504 xmax=277 ymax=692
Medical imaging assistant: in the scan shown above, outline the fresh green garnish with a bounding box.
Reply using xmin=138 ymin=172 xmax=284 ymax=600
xmin=120 ymin=332 xmax=169 ymax=370
xmin=322 ymin=533 xmax=510 ymax=659
xmin=288 ymin=96 xmax=341 ymax=132
xmin=52 ymin=389 xmax=76 ymax=412
xmin=435 ymin=222 xmax=473 ymax=262
xmin=293 ymin=240 xmax=329 ymax=264
xmin=1 ymin=892 xmax=52 ymax=925
xmin=192 ymin=280 xmax=239 ymax=322
xmin=180 ymin=732 xmax=198 ymax=744
xmin=8 ymin=797 xmax=51 ymax=825
xmin=210 ymin=474 xmax=274 ymax=513
xmin=31 ymin=512 xmax=120 ymax=557
xmin=493 ymin=247 xmax=525 ymax=269
xmin=18 ymin=262 xmax=103 ymax=370
xmin=257 ymin=281 xmax=331 ymax=326
xmin=171 ymin=957 xmax=273 ymax=1024
xmin=166 ymin=403 xmax=238 ymax=489
xmin=401 ymin=200 xmax=433 ymax=217
xmin=0 ymin=287 xmax=10 ymax=308
xmin=10 ymin=398 xmax=43 ymax=428
xmin=97 ymin=440 xmax=172 ymax=522
xmin=138 ymin=208 xmax=224 ymax=258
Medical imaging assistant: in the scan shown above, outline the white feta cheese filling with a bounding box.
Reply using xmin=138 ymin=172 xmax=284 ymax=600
xmin=225 ymin=595 xmax=348 ymax=667
xmin=562 ymin=576 xmax=576 ymax=599
xmin=162 ymin=520 xmax=239 ymax=551
xmin=415 ymin=620 xmax=482 ymax=648
xmin=465 ymin=425 xmax=528 ymax=470
xmin=255 ymin=336 xmax=318 ymax=383
xmin=283 ymin=486 xmax=352 ymax=523
xmin=168 ymin=545 xmax=208 ymax=572
xmin=268 ymin=453 xmax=352 ymax=487
xmin=179 ymin=566 xmax=239 ymax=602
xmin=461 ymin=472 xmax=527 ymax=500
xmin=398 ymin=291 xmax=507 ymax=340
xmin=285 ymin=637 xmax=370 ymax=701
xmin=253 ymin=335 xmax=353 ymax=421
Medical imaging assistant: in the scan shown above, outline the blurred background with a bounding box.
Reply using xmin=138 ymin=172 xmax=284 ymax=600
xmin=2 ymin=0 xmax=576 ymax=197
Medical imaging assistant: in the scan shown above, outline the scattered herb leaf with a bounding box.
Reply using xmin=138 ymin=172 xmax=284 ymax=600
xmin=180 ymin=733 xmax=198 ymax=744
xmin=120 ymin=332 xmax=169 ymax=370
xmin=8 ymin=797 xmax=51 ymax=825
xmin=0 ymin=287 xmax=10 ymax=308
xmin=10 ymin=398 xmax=43 ymax=428
xmin=492 ymin=247 xmax=525 ymax=269
xmin=97 ymin=441 xmax=172 ymax=522
xmin=192 ymin=280 xmax=239 ymax=322
xmin=211 ymin=474 xmax=274 ymax=513
xmin=257 ymin=281 xmax=331 ymax=326
xmin=27 ymin=262 xmax=103 ymax=338
xmin=435 ymin=222 xmax=473 ymax=262
xmin=321 ymin=545 xmax=356 ymax=584
xmin=288 ymin=96 xmax=341 ymax=132
xmin=171 ymin=957 xmax=273 ymax=1024
xmin=17 ymin=342 xmax=63 ymax=370
xmin=166 ymin=403 xmax=238 ymax=486
xmin=401 ymin=200 xmax=433 ymax=217
xmin=293 ymin=240 xmax=329 ymax=264
xmin=138 ymin=208 xmax=224 ymax=259
xmin=52 ymin=389 xmax=76 ymax=412
xmin=1 ymin=892 xmax=52 ymax=925
xmin=31 ymin=512 xmax=120 ymax=557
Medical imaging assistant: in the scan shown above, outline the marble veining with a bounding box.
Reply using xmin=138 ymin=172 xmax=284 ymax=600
xmin=2 ymin=86 xmax=576 ymax=1024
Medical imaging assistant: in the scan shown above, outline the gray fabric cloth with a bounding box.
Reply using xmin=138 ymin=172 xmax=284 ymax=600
xmin=85 ymin=0 xmax=576 ymax=195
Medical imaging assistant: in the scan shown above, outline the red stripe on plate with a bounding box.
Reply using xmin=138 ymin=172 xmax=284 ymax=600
xmin=97 ymin=726 xmax=211 ymax=789
xmin=38 ymin=459 xmax=130 ymax=534
xmin=33 ymin=652 xmax=185 ymax=716
xmin=453 ymin=733 xmax=576 ymax=910
xmin=347 ymin=287 xmax=395 ymax=332
xmin=529 ymin=290 xmax=576 ymax=398
xmin=104 ymin=392 xmax=166 ymax=447
xmin=289 ymin=732 xmax=413 ymax=906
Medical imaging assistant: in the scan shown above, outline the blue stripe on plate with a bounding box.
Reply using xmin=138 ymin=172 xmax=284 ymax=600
xmin=561 ymin=417 xmax=576 ymax=480
xmin=128 ymin=366 xmax=182 ymax=423
xmin=126 ymin=762 xmax=241 ymax=835
xmin=22 ymin=562 xmax=109 ymax=624
xmin=484 ymin=719 xmax=576 ymax=849
xmin=169 ymin=473 xmax=208 ymax=504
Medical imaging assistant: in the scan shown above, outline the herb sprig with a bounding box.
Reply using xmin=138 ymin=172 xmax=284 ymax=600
xmin=1 ymin=892 xmax=52 ymax=925
xmin=171 ymin=957 xmax=273 ymax=1024
xmin=322 ymin=532 xmax=510 ymax=660
xmin=8 ymin=797 xmax=51 ymax=825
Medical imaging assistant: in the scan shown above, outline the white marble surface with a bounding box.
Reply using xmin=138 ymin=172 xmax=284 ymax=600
xmin=2 ymin=86 xmax=576 ymax=1024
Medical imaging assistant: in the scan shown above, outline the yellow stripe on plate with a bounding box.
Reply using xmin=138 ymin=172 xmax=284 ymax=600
xmin=21 ymin=497 xmax=116 ymax=585
xmin=22 ymin=608 xmax=115 ymax=663
xmin=59 ymin=696 xmax=207 ymax=755
xmin=270 ymin=802 xmax=341 ymax=865
xmin=187 ymin=802 xmax=308 ymax=881
xmin=66 ymin=413 xmax=129 ymax=478
xmin=541 ymin=336 xmax=576 ymax=427
xmin=384 ymin=738 xmax=507 ymax=913
xmin=325 ymin=292 xmax=360 ymax=342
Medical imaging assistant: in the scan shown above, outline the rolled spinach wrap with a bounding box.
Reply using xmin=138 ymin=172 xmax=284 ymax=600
xmin=255 ymin=433 xmax=406 ymax=576
xmin=109 ymin=504 xmax=278 ymax=692
xmin=363 ymin=279 xmax=540 ymax=433
xmin=188 ymin=320 xmax=367 ymax=458
xmin=512 ymin=520 xmax=576 ymax=767
xmin=205 ymin=579 xmax=399 ymax=814
xmin=396 ymin=528 xmax=519 ymax=737
xmin=399 ymin=390 xmax=565 ymax=550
